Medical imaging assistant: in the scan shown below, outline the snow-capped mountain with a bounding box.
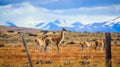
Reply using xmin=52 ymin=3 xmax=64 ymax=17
xmin=35 ymin=20 xmax=62 ymax=31
xmin=105 ymin=16 xmax=120 ymax=32
xmin=6 ymin=21 xmax=17 ymax=27
xmin=112 ymin=23 xmax=120 ymax=32
xmin=35 ymin=16 xmax=120 ymax=32
xmin=41 ymin=22 xmax=61 ymax=31
xmin=105 ymin=16 xmax=120 ymax=26
xmin=65 ymin=22 xmax=85 ymax=32
xmin=54 ymin=19 xmax=61 ymax=25
xmin=87 ymin=22 xmax=118 ymax=32
xmin=35 ymin=22 xmax=44 ymax=27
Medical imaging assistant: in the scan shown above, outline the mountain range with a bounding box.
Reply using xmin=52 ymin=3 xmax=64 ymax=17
xmin=35 ymin=16 xmax=120 ymax=32
xmin=5 ymin=16 xmax=120 ymax=32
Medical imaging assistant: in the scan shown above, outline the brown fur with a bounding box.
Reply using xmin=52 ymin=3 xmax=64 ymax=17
xmin=80 ymin=41 xmax=91 ymax=51
xmin=94 ymin=39 xmax=105 ymax=51
xmin=43 ymin=28 xmax=67 ymax=53
xmin=34 ymin=38 xmax=44 ymax=51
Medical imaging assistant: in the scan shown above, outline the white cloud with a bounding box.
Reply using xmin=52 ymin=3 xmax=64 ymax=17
xmin=0 ymin=2 xmax=120 ymax=28
xmin=53 ymin=4 xmax=120 ymax=16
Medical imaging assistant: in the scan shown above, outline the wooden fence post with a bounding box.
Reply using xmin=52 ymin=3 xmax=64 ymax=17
xmin=105 ymin=33 xmax=112 ymax=67
xmin=21 ymin=33 xmax=33 ymax=67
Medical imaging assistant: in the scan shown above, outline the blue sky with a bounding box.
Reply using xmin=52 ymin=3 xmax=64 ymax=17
xmin=0 ymin=0 xmax=120 ymax=28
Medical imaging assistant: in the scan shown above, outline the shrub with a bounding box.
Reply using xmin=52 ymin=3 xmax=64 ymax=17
xmin=21 ymin=49 xmax=26 ymax=52
xmin=7 ymin=30 xmax=14 ymax=33
xmin=67 ymin=41 xmax=76 ymax=44
xmin=0 ymin=43 xmax=5 ymax=47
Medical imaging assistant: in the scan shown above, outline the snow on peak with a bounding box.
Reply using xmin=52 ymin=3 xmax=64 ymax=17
xmin=112 ymin=16 xmax=120 ymax=22
xmin=105 ymin=16 xmax=120 ymax=26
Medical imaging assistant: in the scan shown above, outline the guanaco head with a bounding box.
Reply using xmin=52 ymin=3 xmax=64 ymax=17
xmin=62 ymin=28 xmax=67 ymax=32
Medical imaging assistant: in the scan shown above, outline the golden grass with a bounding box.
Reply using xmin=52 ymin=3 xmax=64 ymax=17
xmin=0 ymin=44 xmax=120 ymax=67
xmin=0 ymin=31 xmax=120 ymax=67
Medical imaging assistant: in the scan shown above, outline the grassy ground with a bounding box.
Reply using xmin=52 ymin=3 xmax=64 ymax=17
xmin=0 ymin=31 xmax=120 ymax=67
xmin=0 ymin=44 xmax=120 ymax=67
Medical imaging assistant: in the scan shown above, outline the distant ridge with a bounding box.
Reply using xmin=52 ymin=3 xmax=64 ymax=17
xmin=0 ymin=26 xmax=41 ymax=33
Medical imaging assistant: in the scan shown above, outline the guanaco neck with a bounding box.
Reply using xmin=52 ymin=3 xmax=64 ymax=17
xmin=60 ymin=31 xmax=64 ymax=39
xmin=60 ymin=30 xmax=65 ymax=41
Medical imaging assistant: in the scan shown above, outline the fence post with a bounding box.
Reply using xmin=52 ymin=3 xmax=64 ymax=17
xmin=21 ymin=33 xmax=33 ymax=67
xmin=105 ymin=33 xmax=112 ymax=67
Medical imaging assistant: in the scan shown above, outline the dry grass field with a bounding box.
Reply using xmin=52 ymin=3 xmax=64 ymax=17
xmin=0 ymin=30 xmax=120 ymax=67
